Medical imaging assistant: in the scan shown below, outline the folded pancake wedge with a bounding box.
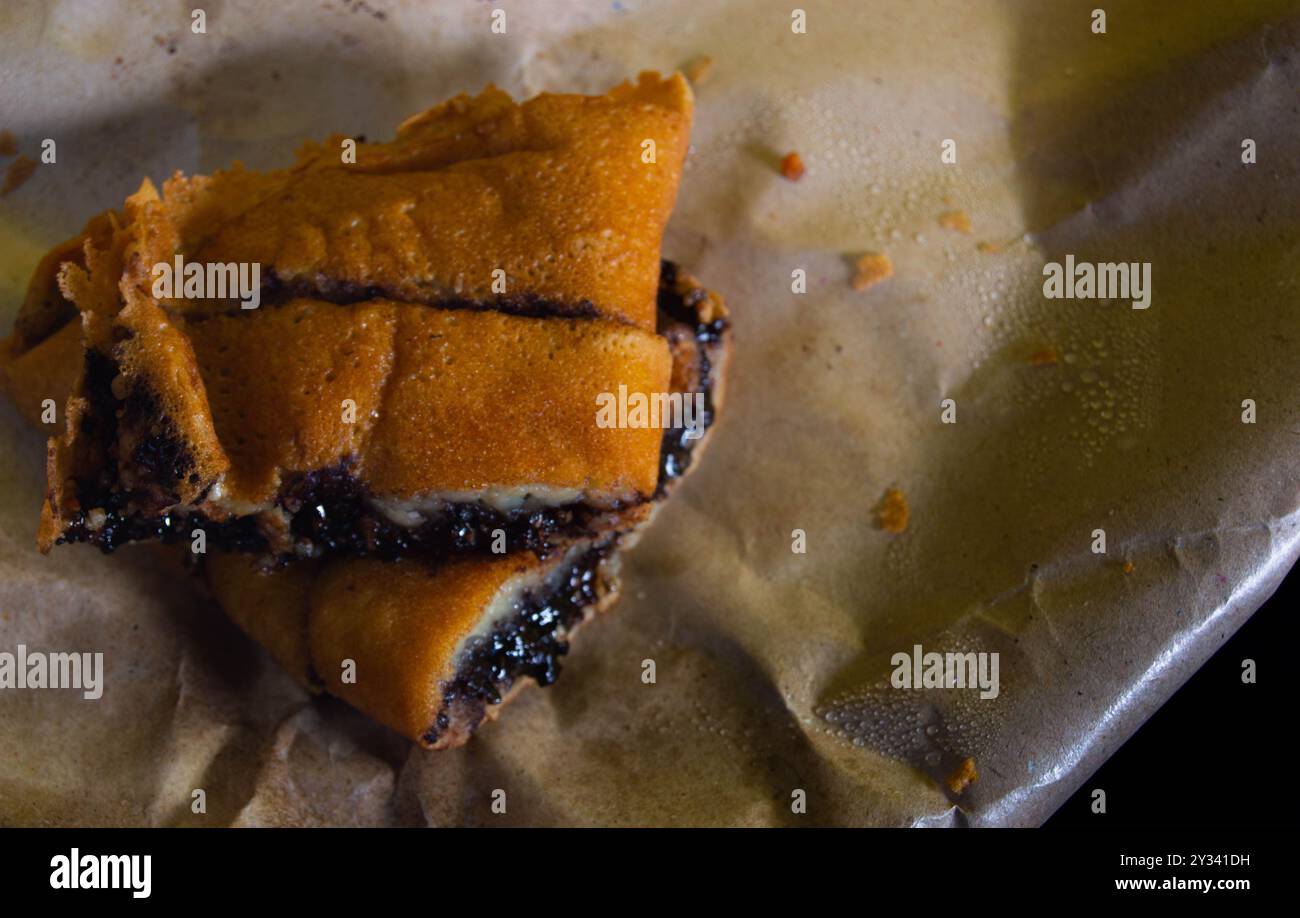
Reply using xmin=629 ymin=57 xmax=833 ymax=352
xmin=208 ymin=538 xmax=622 ymax=748
xmin=14 ymin=73 xmax=694 ymax=559
xmin=57 ymin=301 xmax=669 ymax=558
xmin=0 ymin=320 xmax=82 ymax=428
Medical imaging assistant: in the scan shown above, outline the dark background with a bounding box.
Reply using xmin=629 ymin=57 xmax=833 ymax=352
xmin=1046 ymin=561 xmax=1293 ymax=827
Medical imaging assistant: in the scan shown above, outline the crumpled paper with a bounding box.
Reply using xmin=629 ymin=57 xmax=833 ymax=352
xmin=2 ymin=0 xmax=1298 ymax=827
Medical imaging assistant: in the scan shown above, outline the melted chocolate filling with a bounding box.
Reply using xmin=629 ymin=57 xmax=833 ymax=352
xmin=206 ymin=270 xmax=609 ymax=324
xmin=424 ymin=541 xmax=614 ymax=745
xmin=56 ymin=262 xmax=729 ymax=561
xmin=59 ymin=462 xmax=612 ymax=559
xmin=280 ymin=464 xmax=613 ymax=559
xmin=655 ymin=260 xmax=727 ymax=492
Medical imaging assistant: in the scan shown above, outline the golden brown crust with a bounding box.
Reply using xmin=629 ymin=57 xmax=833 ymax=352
xmin=59 ymin=72 xmax=692 ymax=333
xmin=364 ymin=307 xmax=668 ymax=500
xmin=0 ymin=321 xmax=82 ymax=427
xmin=185 ymin=300 xmax=669 ymax=505
xmin=10 ymin=212 xmax=115 ymax=353
xmin=205 ymin=551 xmax=321 ymax=692
xmin=309 ymin=554 xmax=543 ymax=743
xmin=197 ymin=95 xmax=690 ymax=330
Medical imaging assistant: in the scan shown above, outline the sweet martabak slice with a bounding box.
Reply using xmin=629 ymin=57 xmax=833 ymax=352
xmin=7 ymin=261 xmax=725 ymax=567
xmin=50 ymin=301 xmax=670 ymax=558
xmin=27 ymin=73 xmax=694 ymax=558
xmin=207 ymin=537 xmax=623 ymax=749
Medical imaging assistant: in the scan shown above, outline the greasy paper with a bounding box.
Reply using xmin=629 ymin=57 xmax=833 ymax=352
xmin=1 ymin=0 xmax=1298 ymax=827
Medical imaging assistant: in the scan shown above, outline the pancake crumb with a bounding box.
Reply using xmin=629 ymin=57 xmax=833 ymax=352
xmin=1123 ymin=560 xmax=1135 ymax=574
xmin=1 ymin=155 xmax=36 ymax=196
xmin=852 ymin=251 xmax=893 ymax=291
xmin=874 ymin=486 xmax=909 ymax=533
xmin=946 ymin=757 xmax=979 ymax=794
xmin=779 ymin=152 xmax=805 ymax=181
xmin=938 ymin=209 xmax=972 ymax=234
xmin=977 ymin=240 xmax=1003 ymax=254
xmin=682 ymin=55 xmax=714 ymax=85
xmin=1027 ymin=345 xmax=1059 ymax=366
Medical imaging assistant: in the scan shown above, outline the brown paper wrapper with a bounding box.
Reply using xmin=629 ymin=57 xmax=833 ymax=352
xmin=1 ymin=0 xmax=1297 ymax=826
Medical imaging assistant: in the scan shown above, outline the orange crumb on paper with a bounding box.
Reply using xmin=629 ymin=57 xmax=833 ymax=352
xmin=1122 ymin=561 xmax=1135 ymax=574
xmin=779 ymin=151 xmax=805 ymax=181
xmin=682 ymin=55 xmax=714 ymax=84
xmin=852 ymin=251 xmax=893 ymax=291
xmin=946 ymin=757 xmax=979 ymax=794
xmin=1027 ymin=345 xmax=1059 ymax=366
xmin=938 ymin=209 xmax=972 ymax=234
xmin=976 ymin=240 xmax=1003 ymax=253
xmin=1 ymin=155 xmax=36 ymax=196
xmin=0 ymin=130 xmax=16 ymax=156
xmin=874 ymin=487 xmax=909 ymax=534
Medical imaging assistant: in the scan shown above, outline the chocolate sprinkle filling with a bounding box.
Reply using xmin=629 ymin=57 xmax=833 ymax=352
xmin=280 ymin=463 xmax=614 ymax=560
xmin=655 ymin=260 xmax=727 ymax=492
xmin=424 ymin=541 xmax=615 ymax=745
